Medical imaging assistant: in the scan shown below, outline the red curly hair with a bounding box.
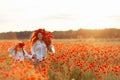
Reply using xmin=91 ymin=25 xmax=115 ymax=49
xmin=29 ymin=28 xmax=53 ymax=48
xmin=14 ymin=41 xmax=25 ymax=54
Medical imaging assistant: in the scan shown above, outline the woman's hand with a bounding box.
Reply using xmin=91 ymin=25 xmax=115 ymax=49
xmin=48 ymin=45 xmax=55 ymax=53
xmin=32 ymin=54 xmax=36 ymax=59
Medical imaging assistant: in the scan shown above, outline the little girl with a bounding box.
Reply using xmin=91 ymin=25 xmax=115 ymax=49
xmin=8 ymin=41 xmax=32 ymax=62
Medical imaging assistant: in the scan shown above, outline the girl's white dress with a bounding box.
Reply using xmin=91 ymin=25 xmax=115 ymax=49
xmin=31 ymin=40 xmax=55 ymax=61
xmin=8 ymin=48 xmax=32 ymax=61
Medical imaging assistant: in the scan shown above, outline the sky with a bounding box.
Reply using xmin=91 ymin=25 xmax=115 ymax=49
xmin=0 ymin=0 xmax=120 ymax=32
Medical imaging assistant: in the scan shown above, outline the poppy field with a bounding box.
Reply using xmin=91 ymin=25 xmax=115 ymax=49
xmin=0 ymin=39 xmax=120 ymax=80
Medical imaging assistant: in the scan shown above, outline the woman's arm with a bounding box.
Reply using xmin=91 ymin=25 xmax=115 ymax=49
xmin=30 ymin=42 xmax=37 ymax=59
xmin=30 ymin=44 xmax=36 ymax=55
xmin=48 ymin=44 xmax=55 ymax=53
xmin=23 ymin=50 xmax=32 ymax=59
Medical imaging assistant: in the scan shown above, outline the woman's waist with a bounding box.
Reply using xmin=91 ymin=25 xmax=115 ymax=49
xmin=35 ymin=50 xmax=46 ymax=54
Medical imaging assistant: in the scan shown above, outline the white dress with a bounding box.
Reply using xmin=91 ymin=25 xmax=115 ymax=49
xmin=31 ymin=40 xmax=55 ymax=61
xmin=8 ymin=48 xmax=32 ymax=61
xmin=31 ymin=40 xmax=47 ymax=61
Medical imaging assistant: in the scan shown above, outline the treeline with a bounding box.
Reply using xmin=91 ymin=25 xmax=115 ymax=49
xmin=53 ymin=28 xmax=120 ymax=39
xmin=0 ymin=28 xmax=120 ymax=39
xmin=0 ymin=31 xmax=32 ymax=39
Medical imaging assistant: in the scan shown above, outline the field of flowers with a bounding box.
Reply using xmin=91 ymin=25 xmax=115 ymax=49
xmin=0 ymin=39 xmax=120 ymax=80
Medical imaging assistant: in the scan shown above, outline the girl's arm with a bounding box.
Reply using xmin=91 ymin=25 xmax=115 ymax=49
xmin=8 ymin=46 xmax=16 ymax=57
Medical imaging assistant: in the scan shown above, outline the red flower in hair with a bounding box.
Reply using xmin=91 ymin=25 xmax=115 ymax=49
xmin=34 ymin=29 xmax=46 ymax=36
xmin=18 ymin=42 xmax=25 ymax=48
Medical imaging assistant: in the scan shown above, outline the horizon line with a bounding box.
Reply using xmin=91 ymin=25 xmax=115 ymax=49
xmin=1 ymin=27 xmax=120 ymax=33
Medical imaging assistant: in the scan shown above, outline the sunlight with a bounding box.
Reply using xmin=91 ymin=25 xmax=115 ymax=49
xmin=79 ymin=15 xmax=108 ymax=29
xmin=0 ymin=0 xmax=120 ymax=32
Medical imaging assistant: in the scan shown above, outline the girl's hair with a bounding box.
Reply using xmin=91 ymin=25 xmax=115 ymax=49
xmin=29 ymin=28 xmax=53 ymax=48
xmin=14 ymin=42 xmax=25 ymax=54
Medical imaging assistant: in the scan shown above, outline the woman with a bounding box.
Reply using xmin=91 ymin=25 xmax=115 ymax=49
xmin=30 ymin=29 xmax=55 ymax=62
xmin=8 ymin=41 xmax=32 ymax=62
